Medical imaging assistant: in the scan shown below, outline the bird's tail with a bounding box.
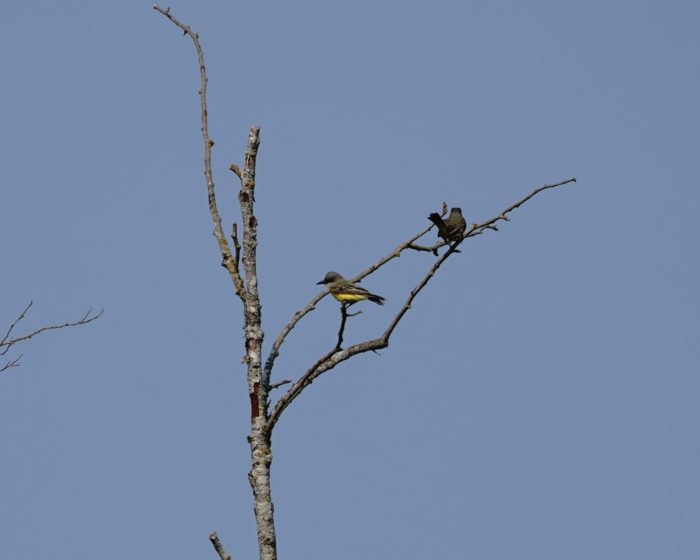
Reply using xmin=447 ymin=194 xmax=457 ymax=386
xmin=368 ymin=293 xmax=386 ymax=306
xmin=428 ymin=213 xmax=448 ymax=237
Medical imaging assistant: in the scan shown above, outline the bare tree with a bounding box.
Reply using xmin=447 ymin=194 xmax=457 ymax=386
xmin=1 ymin=301 xmax=102 ymax=375
xmin=155 ymin=7 xmax=577 ymax=560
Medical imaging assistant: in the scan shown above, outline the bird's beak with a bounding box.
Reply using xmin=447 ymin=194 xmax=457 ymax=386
xmin=316 ymin=279 xmax=326 ymax=285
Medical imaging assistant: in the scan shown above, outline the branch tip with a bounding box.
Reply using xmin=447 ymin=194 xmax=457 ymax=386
xmin=208 ymin=532 xmax=232 ymax=560
xmin=157 ymin=5 xmax=248 ymax=302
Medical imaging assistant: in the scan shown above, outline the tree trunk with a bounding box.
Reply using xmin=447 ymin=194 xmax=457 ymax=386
xmin=249 ymin=422 xmax=277 ymax=560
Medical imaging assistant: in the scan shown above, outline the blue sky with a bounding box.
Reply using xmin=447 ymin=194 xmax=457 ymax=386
xmin=2 ymin=1 xmax=699 ymax=559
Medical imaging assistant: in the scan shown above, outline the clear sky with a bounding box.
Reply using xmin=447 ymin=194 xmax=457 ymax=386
xmin=2 ymin=1 xmax=699 ymax=559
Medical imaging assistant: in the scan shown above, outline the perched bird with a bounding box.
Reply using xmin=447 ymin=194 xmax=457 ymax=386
xmin=317 ymin=271 xmax=385 ymax=306
xmin=428 ymin=207 xmax=467 ymax=242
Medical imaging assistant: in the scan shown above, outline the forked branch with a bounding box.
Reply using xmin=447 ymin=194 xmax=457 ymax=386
xmin=263 ymin=179 xmax=574 ymax=387
xmin=1 ymin=302 xmax=103 ymax=374
xmin=155 ymin=8 xmax=576 ymax=560
xmin=265 ymin=177 xmax=577 ymax=432
xmin=262 ymin=219 xmax=438 ymax=383
xmin=156 ymin=7 xmax=273 ymax=559
xmin=335 ymin=304 xmax=362 ymax=351
xmin=154 ymin=5 xmax=246 ymax=301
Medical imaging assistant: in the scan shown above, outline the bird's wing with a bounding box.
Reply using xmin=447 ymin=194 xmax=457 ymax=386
xmin=338 ymin=283 xmax=371 ymax=296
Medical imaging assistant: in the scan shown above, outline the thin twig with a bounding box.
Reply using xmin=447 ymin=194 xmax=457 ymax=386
xmin=335 ymin=304 xmax=362 ymax=351
xmin=262 ymin=296 xmax=323 ymax=385
xmin=266 ymin=347 xmax=339 ymax=429
xmin=0 ymin=354 xmax=23 ymax=374
xmin=466 ymin=177 xmax=576 ymax=238
xmin=154 ymin=5 xmax=244 ymax=302
xmin=406 ymin=241 xmax=441 ymax=253
xmin=381 ymin=239 xmax=460 ymax=342
xmin=1 ymin=306 xmax=103 ymax=351
xmin=1 ymin=303 xmax=102 ymax=375
xmin=209 ymin=532 xmax=232 ymax=560
xmin=1 ymin=301 xmax=33 ymax=352
xmin=335 ymin=305 xmax=348 ymax=351
xmin=266 ymin=177 xmax=577 ymax=433
xmin=269 ymin=379 xmax=292 ymax=390
xmin=231 ymin=222 xmax=243 ymax=274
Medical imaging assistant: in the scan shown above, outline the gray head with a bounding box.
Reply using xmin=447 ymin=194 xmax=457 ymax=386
xmin=317 ymin=271 xmax=344 ymax=285
xmin=450 ymin=207 xmax=463 ymax=215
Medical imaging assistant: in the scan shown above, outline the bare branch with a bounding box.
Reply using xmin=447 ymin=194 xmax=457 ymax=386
xmin=265 ymin=245 xmax=455 ymax=433
xmin=269 ymin=379 xmax=292 ymax=390
xmin=417 ymin=177 xmax=578 ymax=254
xmin=156 ymin=8 xmax=276 ymax=558
xmin=156 ymin=7 xmax=576 ymax=557
xmin=0 ymin=354 xmax=22 ymax=375
xmin=261 ymin=201 xmax=459 ymax=381
xmin=229 ymin=223 xmax=245 ymax=295
xmin=406 ymin=241 xmax=441 ymax=253
xmin=266 ymin=177 xmax=577 ymax=432
xmin=209 ymin=532 xmax=232 ymax=560
xmin=335 ymin=305 xmax=350 ymax=351
xmin=267 ymin=346 xmax=340 ymax=428
xmin=262 ymin=295 xmax=323 ymax=384
xmin=463 ymin=177 xmax=577 ymax=240
xmin=335 ymin=303 xmax=348 ymax=350
xmin=262 ymin=222 xmax=435 ymax=384
xmin=154 ymin=5 xmax=244 ymax=302
xmin=238 ymin=127 xmax=265 ymax=395
xmin=0 ymin=301 xmax=33 ymax=352
xmin=1 ymin=305 xmax=103 ymax=352
xmin=380 ymin=240 xmax=459 ymax=342
xmin=335 ymin=304 xmax=362 ymax=351
xmin=471 ymin=177 xmax=576 ymax=234
xmin=1 ymin=303 xmax=102 ymax=375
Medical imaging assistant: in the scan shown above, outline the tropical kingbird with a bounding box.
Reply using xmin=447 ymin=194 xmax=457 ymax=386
xmin=317 ymin=272 xmax=385 ymax=306
xmin=428 ymin=207 xmax=467 ymax=242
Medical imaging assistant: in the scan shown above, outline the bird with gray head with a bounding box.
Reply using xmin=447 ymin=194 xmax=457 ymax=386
xmin=428 ymin=207 xmax=467 ymax=242
xmin=317 ymin=271 xmax=385 ymax=306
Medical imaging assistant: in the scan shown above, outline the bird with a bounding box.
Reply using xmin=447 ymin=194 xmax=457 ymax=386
xmin=316 ymin=271 xmax=385 ymax=306
xmin=428 ymin=207 xmax=467 ymax=242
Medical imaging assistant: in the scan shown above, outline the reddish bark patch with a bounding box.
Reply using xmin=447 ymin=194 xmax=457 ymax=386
xmin=250 ymin=382 xmax=260 ymax=419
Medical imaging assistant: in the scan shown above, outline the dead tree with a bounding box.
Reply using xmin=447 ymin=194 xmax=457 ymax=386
xmin=155 ymin=7 xmax=576 ymax=560
xmin=1 ymin=301 xmax=102 ymax=374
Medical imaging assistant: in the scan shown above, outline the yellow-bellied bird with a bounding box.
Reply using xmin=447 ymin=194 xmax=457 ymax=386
xmin=317 ymin=272 xmax=385 ymax=306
